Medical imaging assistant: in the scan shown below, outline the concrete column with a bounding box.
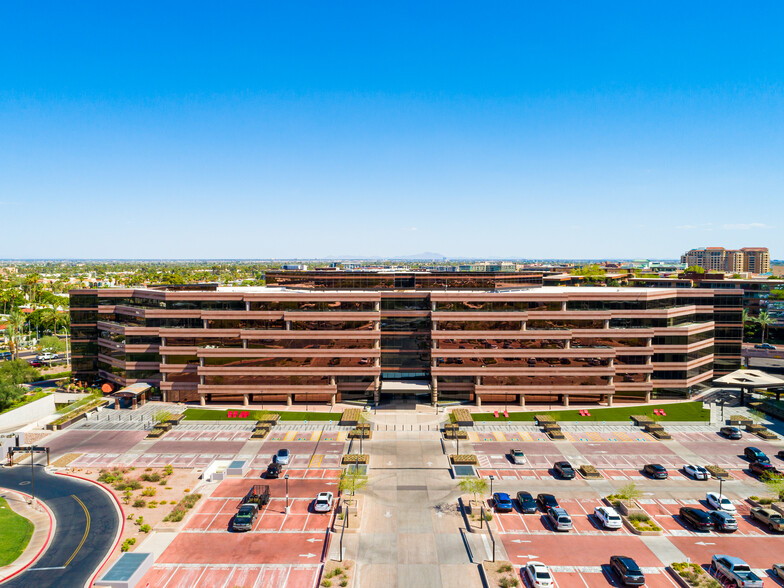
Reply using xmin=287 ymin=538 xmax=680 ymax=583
xmin=285 ymin=320 xmax=291 ymax=331
xmin=286 ymin=394 xmax=293 ymax=406
xmin=375 ymin=321 xmax=380 ymax=331
xmin=140 ymin=394 xmax=145 ymax=406
xmin=203 ymin=319 xmax=209 ymax=328
xmin=162 ymin=391 xmax=168 ymax=402
xmin=243 ymin=339 xmax=248 ymax=349
xmin=606 ymin=395 xmax=613 ymax=407
xmin=200 ymin=394 xmax=206 ymax=406
xmin=431 ymin=376 xmax=438 ymax=406
xmin=243 ymin=394 xmax=249 ymax=406
xmin=565 ymin=339 xmax=571 ymax=349
xmin=561 ymin=301 xmax=567 ymax=311
xmin=132 ymin=397 xmax=138 ymax=410
xmin=644 ymin=391 xmax=651 ymax=402
xmin=475 ymin=394 xmax=482 ymax=407
xmin=246 ymin=301 xmax=250 ymax=311
xmin=330 ymin=394 xmax=336 ymax=407
xmin=603 ymin=319 xmax=610 ymax=329
xmin=521 ymin=321 xmax=526 ymax=330
xmin=374 ymin=376 xmax=381 ymax=405
xmin=375 ymin=301 xmax=381 ymax=311
xmin=115 ymin=398 xmax=120 ymax=410
xmin=563 ymin=394 xmax=569 ymax=407
xmin=519 ymin=394 xmax=526 ymax=407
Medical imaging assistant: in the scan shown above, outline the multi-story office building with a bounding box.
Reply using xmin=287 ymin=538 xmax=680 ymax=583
xmin=70 ymin=271 xmax=728 ymax=407
xmin=681 ymin=247 xmax=770 ymax=275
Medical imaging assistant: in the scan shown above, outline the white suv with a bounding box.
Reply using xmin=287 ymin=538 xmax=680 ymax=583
xmin=313 ymin=492 xmax=334 ymax=513
xmin=594 ymin=505 xmax=622 ymax=529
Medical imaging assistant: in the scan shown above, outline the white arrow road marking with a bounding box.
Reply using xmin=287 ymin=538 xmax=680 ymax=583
xmin=299 ymin=553 xmax=317 ymax=558
xmin=426 ymin=461 xmax=433 ymax=466
xmin=694 ymin=541 xmax=715 ymax=546
xmin=515 ymin=555 xmax=539 ymax=559
xmin=306 ymin=538 xmax=323 ymax=543
xmin=511 ymin=540 xmax=532 ymax=543
xmin=387 ymin=461 xmax=393 ymax=466
xmin=384 ymin=511 xmax=392 ymax=518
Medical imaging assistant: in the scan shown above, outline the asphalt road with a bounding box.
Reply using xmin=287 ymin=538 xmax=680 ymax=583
xmin=0 ymin=463 xmax=120 ymax=588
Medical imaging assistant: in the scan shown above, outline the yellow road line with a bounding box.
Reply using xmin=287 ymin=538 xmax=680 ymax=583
xmin=64 ymin=495 xmax=90 ymax=567
xmin=309 ymin=454 xmax=323 ymax=468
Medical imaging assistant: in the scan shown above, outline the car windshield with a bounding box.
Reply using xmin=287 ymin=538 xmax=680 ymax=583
xmin=558 ymin=517 xmax=570 ymax=523
xmin=536 ymin=572 xmax=551 ymax=579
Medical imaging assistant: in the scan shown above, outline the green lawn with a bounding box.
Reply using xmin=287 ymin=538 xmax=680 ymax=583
xmin=182 ymin=408 xmax=341 ymax=421
xmin=471 ymin=401 xmax=710 ymax=422
xmin=0 ymin=497 xmax=34 ymax=566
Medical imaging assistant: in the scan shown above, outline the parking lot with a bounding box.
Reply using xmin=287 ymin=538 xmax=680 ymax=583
xmin=476 ymin=425 xmax=784 ymax=587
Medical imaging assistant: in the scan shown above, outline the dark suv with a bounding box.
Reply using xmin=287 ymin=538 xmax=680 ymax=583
xmin=750 ymin=461 xmax=780 ymax=478
xmin=516 ymin=491 xmax=538 ymax=514
xmin=744 ymin=447 xmax=769 ymax=463
xmin=679 ymin=507 xmax=714 ymax=532
xmin=265 ymin=462 xmax=283 ymax=479
xmin=720 ymin=426 xmax=742 ymax=440
xmin=536 ymin=493 xmax=559 ymax=512
xmin=553 ymin=461 xmax=576 ymax=479
xmin=643 ymin=463 xmax=668 ymax=479
xmin=609 ymin=555 xmax=645 ymax=586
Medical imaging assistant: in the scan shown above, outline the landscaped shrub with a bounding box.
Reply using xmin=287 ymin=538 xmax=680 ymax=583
xmin=115 ymin=479 xmax=142 ymax=491
xmin=163 ymin=493 xmax=203 ymax=522
xmin=133 ymin=499 xmax=147 ymax=508
xmin=121 ymin=538 xmax=136 ymax=552
xmin=141 ymin=472 xmax=161 ymax=482
xmin=139 ymin=524 xmax=151 ymax=533
xmin=164 ymin=465 xmax=173 ymax=475
xmin=142 ymin=486 xmax=157 ymax=497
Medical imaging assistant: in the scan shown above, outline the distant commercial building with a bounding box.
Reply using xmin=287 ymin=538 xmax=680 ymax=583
xmin=681 ymin=247 xmax=770 ymax=275
xmin=70 ymin=271 xmax=732 ymax=407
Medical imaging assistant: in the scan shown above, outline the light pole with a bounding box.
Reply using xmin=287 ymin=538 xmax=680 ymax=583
xmin=284 ymin=474 xmax=290 ymax=514
xmin=718 ymin=477 xmax=724 ymax=505
xmin=30 ymin=448 xmax=35 ymax=505
xmin=489 ymin=474 xmax=495 ymax=502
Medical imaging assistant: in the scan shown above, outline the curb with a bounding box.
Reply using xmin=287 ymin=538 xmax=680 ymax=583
xmin=0 ymin=489 xmax=56 ymax=583
xmin=55 ymin=472 xmax=126 ymax=588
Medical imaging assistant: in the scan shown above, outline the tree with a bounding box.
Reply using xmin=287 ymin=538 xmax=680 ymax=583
xmin=616 ymin=482 xmax=643 ymax=502
xmin=762 ymin=473 xmax=784 ymax=501
xmin=5 ymin=310 xmax=26 ymax=359
xmin=0 ymin=380 xmax=25 ymax=412
xmin=685 ymin=265 xmax=706 ymax=274
xmin=38 ymin=335 xmax=66 ymax=353
xmin=0 ymin=359 xmax=42 ymax=385
xmin=154 ymin=410 xmax=172 ymax=425
xmin=339 ymin=468 xmax=368 ymax=497
xmin=458 ymin=477 xmax=489 ymax=505
xmin=753 ymin=311 xmax=774 ymax=344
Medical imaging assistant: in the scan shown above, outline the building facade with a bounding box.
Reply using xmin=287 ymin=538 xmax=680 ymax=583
xmin=681 ymin=247 xmax=770 ymax=275
xmin=70 ymin=271 xmax=728 ymax=407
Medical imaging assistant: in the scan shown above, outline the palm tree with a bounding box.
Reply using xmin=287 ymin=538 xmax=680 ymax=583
xmin=6 ymin=309 xmax=26 ymax=360
xmin=754 ymin=311 xmax=775 ymax=344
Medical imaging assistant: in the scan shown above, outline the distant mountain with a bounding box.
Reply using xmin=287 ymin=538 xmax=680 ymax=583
xmin=392 ymin=252 xmax=447 ymax=261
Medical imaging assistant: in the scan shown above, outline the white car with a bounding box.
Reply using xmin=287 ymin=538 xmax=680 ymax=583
xmin=275 ymin=448 xmax=290 ymax=465
xmin=593 ymin=505 xmax=623 ymax=529
xmin=684 ymin=464 xmax=709 ymax=480
xmin=524 ymin=561 xmax=554 ymax=588
xmin=313 ymin=492 xmax=334 ymax=513
xmin=38 ymin=352 xmax=57 ymax=361
xmin=509 ymin=449 xmax=526 ymax=465
xmin=706 ymin=492 xmax=736 ymax=513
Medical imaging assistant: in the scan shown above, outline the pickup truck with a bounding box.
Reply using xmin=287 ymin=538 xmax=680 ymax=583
xmin=711 ymin=554 xmax=763 ymax=587
xmin=749 ymin=507 xmax=784 ymax=532
xmin=232 ymin=503 xmax=258 ymax=532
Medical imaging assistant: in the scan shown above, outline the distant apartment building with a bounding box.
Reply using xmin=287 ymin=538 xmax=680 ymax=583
xmin=69 ymin=270 xmax=734 ymax=407
xmin=681 ymin=247 xmax=770 ymax=275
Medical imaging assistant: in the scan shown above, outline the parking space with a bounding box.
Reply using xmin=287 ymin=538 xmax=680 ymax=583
xmin=140 ymin=471 xmax=340 ymax=588
xmin=45 ymin=429 xmax=150 ymax=458
xmin=139 ymin=564 xmax=320 ymax=588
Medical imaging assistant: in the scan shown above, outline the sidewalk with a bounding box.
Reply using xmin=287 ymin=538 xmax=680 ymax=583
xmin=0 ymin=490 xmax=54 ymax=581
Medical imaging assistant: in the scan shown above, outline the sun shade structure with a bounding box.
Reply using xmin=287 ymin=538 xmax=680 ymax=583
xmin=112 ymin=382 xmax=153 ymax=409
xmin=714 ymin=369 xmax=784 ymax=403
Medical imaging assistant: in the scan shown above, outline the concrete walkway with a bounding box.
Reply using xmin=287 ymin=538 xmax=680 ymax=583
xmin=0 ymin=490 xmax=53 ymax=581
xmin=337 ymin=426 xmax=484 ymax=588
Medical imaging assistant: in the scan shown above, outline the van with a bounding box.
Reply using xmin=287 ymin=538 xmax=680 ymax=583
xmin=546 ymin=507 xmax=572 ymax=531
xmin=744 ymin=447 xmax=769 ymax=463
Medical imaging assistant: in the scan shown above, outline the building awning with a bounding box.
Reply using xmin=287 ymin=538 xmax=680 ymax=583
xmin=713 ymin=369 xmax=784 ymax=389
xmin=114 ymin=383 xmax=153 ymax=398
xmin=380 ymin=380 xmax=431 ymax=393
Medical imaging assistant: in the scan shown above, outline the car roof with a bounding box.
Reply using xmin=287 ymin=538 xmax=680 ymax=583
xmin=495 ymin=492 xmax=510 ymax=499
xmin=615 ymin=556 xmax=639 ymax=567
xmin=710 ymin=510 xmax=733 ymax=519
xmin=550 ymin=507 xmax=568 ymax=515
xmin=715 ymin=555 xmax=746 ymax=565
xmin=317 ymin=492 xmax=332 ymax=498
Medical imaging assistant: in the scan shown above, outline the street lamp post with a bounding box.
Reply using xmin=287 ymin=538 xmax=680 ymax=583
xmin=489 ymin=474 xmax=495 ymax=501
xmin=284 ymin=474 xmax=290 ymax=513
xmin=30 ymin=448 xmax=35 ymax=505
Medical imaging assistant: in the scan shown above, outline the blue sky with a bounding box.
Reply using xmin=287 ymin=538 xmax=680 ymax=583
xmin=1 ymin=2 xmax=782 ymax=259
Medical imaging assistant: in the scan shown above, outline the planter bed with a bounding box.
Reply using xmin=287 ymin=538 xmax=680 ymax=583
xmin=756 ymin=430 xmax=779 ymax=440
xmin=444 ymin=430 xmax=468 ymax=440
xmin=481 ymin=561 xmax=518 ymax=588
xmin=630 ymin=414 xmax=654 ymax=426
xmin=546 ymin=429 xmax=566 ymax=440
xmin=340 ymin=408 xmax=361 ymax=427
xmin=146 ymin=427 xmax=168 ymax=439
xmin=705 ymin=465 xmax=730 ymax=480
xmin=622 ymin=513 xmax=662 ymax=535
xmin=668 ymin=562 xmax=722 ymax=587
xmin=651 ymin=429 xmax=672 ymax=440
xmin=450 ymin=454 xmax=478 ymax=465
xmin=451 ymin=408 xmax=473 ymax=427
xmin=745 ymin=423 xmax=765 ymax=433
xmin=348 ymin=428 xmax=372 ymax=439
xmin=167 ymin=413 xmax=185 ymax=425
xmin=534 ymin=414 xmax=556 ymax=425
xmin=47 ymin=398 xmax=109 ymax=430
xmin=250 ymin=428 xmax=269 ymax=439
xmin=579 ymin=465 xmax=603 ymax=479
xmin=341 ymin=454 xmax=368 ymax=465
xmin=644 ymin=423 xmax=664 ymax=432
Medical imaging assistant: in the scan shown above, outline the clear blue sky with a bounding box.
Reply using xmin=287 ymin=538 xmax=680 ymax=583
xmin=1 ymin=2 xmax=782 ymax=260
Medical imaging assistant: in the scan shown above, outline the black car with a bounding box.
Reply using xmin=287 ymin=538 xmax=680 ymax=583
xmin=609 ymin=555 xmax=645 ymax=586
xmin=778 ymin=450 xmax=784 ymax=461
xmin=265 ymin=462 xmax=283 ymax=479
xmin=744 ymin=447 xmax=769 ymax=463
xmin=720 ymin=426 xmax=742 ymax=440
xmin=750 ymin=461 xmax=780 ymax=478
xmin=0 ymin=351 xmax=12 ymax=361
xmin=679 ymin=507 xmax=714 ymax=532
xmin=516 ymin=491 xmax=538 ymax=514
xmin=643 ymin=463 xmax=668 ymax=479
xmin=553 ymin=461 xmax=576 ymax=480
xmin=536 ymin=493 xmax=559 ymax=511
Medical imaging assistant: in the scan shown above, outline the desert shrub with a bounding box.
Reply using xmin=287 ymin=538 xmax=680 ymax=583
xmin=141 ymin=472 xmax=161 ymax=482
xmin=133 ymin=499 xmax=147 ymax=508
xmin=142 ymin=486 xmax=157 ymax=497
xmin=139 ymin=524 xmax=151 ymax=533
